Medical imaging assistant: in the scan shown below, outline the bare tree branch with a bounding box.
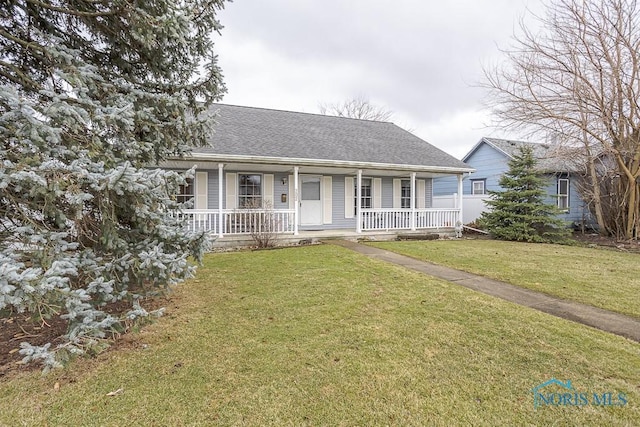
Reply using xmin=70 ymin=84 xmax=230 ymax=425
xmin=482 ymin=0 xmax=640 ymax=239
xmin=318 ymin=96 xmax=393 ymax=122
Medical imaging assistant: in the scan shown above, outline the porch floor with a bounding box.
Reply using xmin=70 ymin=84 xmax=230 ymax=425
xmin=210 ymin=228 xmax=455 ymax=249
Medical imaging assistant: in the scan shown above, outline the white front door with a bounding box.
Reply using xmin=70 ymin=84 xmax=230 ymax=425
xmin=300 ymin=175 xmax=323 ymax=226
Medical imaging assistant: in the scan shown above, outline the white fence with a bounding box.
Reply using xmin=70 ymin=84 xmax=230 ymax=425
xmin=174 ymin=207 xmax=462 ymax=236
xmin=173 ymin=209 xmax=296 ymax=235
xmin=361 ymin=208 xmax=461 ymax=231
xmin=432 ymin=194 xmax=490 ymax=224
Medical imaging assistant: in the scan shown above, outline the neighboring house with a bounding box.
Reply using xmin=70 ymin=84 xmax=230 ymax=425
xmin=160 ymin=104 xmax=474 ymax=241
xmin=433 ymin=137 xmax=592 ymax=225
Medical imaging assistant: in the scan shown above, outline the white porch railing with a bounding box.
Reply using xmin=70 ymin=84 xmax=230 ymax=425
xmin=173 ymin=209 xmax=296 ymax=235
xmin=173 ymin=208 xmax=460 ymax=236
xmin=361 ymin=208 xmax=460 ymax=231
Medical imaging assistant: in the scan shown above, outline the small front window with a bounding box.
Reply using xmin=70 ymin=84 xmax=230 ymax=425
xmin=471 ymin=180 xmax=485 ymax=195
xmin=558 ymin=178 xmax=569 ymax=210
xmin=239 ymin=174 xmax=262 ymax=208
xmin=401 ymin=180 xmax=411 ymax=208
xmin=354 ymin=178 xmax=372 ymax=211
xmin=176 ymin=178 xmax=194 ymax=205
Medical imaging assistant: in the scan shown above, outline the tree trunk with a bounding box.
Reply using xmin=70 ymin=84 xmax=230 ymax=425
xmin=587 ymin=156 xmax=607 ymax=235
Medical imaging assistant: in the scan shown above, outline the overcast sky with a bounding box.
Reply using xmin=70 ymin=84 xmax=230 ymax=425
xmin=212 ymin=0 xmax=545 ymax=159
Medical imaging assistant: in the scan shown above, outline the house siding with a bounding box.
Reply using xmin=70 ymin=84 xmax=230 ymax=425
xmin=432 ymin=140 xmax=591 ymax=224
xmin=273 ymin=172 xmax=289 ymax=210
xmin=433 ymin=143 xmax=509 ymax=196
xmin=432 ymin=175 xmax=458 ymax=196
xmin=425 ymin=178 xmax=433 ymax=207
xmin=542 ymin=174 xmax=590 ymax=224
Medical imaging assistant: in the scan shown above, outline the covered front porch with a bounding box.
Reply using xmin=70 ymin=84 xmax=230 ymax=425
xmin=163 ymin=157 xmax=467 ymax=242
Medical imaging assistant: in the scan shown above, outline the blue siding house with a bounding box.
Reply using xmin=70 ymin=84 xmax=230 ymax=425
xmin=433 ymin=137 xmax=592 ymax=225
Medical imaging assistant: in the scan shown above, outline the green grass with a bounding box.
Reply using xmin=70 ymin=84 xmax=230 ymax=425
xmin=369 ymin=239 xmax=640 ymax=319
xmin=0 ymin=245 xmax=638 ymax=426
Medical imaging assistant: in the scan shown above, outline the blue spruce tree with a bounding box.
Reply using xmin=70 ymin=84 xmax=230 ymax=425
xmin=0 ymin=0 xmax=226 ymax=370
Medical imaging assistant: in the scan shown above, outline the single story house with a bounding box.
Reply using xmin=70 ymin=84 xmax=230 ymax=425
xmin=433 ymin=137 xmax=592 ymax=226
xmin=160 ymin=104 xmax=474 ymax=242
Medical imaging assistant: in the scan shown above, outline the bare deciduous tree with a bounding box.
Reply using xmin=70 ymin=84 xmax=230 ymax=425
xmin=318 ymin=96 xmax=393 ymax=121
xmin=483 ymin=0 xmax=640 ymax=239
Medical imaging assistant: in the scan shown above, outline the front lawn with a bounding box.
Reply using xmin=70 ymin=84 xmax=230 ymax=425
xmin=0 ymin=245 xmax=638 ymax=425
xmin=369 ymin=239 xmax=640 ymax=319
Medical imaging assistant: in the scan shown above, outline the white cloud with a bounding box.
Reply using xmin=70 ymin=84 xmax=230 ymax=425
xmin=213 ymin=0 xmax=546 ymax=157
xmin=217 ymin=40 xmax=378 ymax=113
xmin=410 ymin=109 xmax=490 ymax=159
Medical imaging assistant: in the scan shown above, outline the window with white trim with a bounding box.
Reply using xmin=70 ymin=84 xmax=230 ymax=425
xmin=176 ymin=178 xmax=194 ymax=205
xmin=238 ymin=174 xmax=262 ymax=208
xmin=557 ymin=178 xmax=569 ymax=210
xmin=401 ymin=179 xmax=411 ymax=208
xmin=471 ymin=179 xmax=485 ymax=195
xmin=354 ymin=178 xmax=372 ymax=210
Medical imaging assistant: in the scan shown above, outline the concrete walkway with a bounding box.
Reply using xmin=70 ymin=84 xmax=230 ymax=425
xmin=328 ymin=239 xmax=640 ymax=343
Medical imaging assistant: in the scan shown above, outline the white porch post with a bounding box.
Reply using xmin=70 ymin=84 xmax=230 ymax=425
xmin=218 ymin=163 xmax=224 ymax=238
xmin=356 ymin=169 xmax=362 ymax=233
xmin=457 ymin=174 xmax=464 ymax=225
xmin=410 ymin=172 xmax=416 ymax=231
xmin=294 ymin=166 xmax=299 ymax=235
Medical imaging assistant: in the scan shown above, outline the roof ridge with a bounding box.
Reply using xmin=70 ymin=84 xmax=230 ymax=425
xmin=484 ymin=137 xmax=547 ymax=145
xmin=212 ymin=102 xmax=395 ymax=125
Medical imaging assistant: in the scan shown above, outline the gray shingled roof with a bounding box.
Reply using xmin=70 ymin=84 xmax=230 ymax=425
xmin=480 ymin=137 xmax=582 ymax=173
xmin=192 ymin=104 xmax=471 ymax=171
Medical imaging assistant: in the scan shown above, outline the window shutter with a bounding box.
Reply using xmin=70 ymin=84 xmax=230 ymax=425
xmin=345 ymin=177 xmax=354 ymax=218
xmin=393 ymin=179 xmax=401 ymax=208
xmin=417 ymin=180 xmax=426 ymax=209
xmin=288 ymin=175 xmax=295 ymax=209
xmin=263 ymin=174 xmax=274 ymax=207
xmin=425 ymin=178 xmax=433 ymax=208
xmin=373 ymin=178 xmax=382 ymax=209
xmin=195 ymin=171 xmax=208 ymax=209
xmin=323 ymin=176 xmax=332 ymax=224
xmin=225 ymin=172 xmax=236 ymax=209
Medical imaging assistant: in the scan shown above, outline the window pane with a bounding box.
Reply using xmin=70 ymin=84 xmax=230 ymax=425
xmin=472 ymin=180 xmax=484 ymax=195
xmin=559 ymin=179 xmax=568 ymax=194
xmin=177 ymin=178 xmax=194 ymax=205
xmin=559 ymin=197 xmax=568 ymax=209
xmin=354 ymin=178 xmax=372 ymax=210
xmin=239 ymin=174 xmax=262 ymax=208
xmin=558 ymin=179 xmax=569 ymax=209
xmin=401 ymin=179 xmax=411 ymax=208
xmin=302 ymin=178 xmax=321 ymax=200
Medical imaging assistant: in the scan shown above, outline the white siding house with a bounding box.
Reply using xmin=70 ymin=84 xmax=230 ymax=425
xmin=161 ymin=104 xmax=474 ymax=241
